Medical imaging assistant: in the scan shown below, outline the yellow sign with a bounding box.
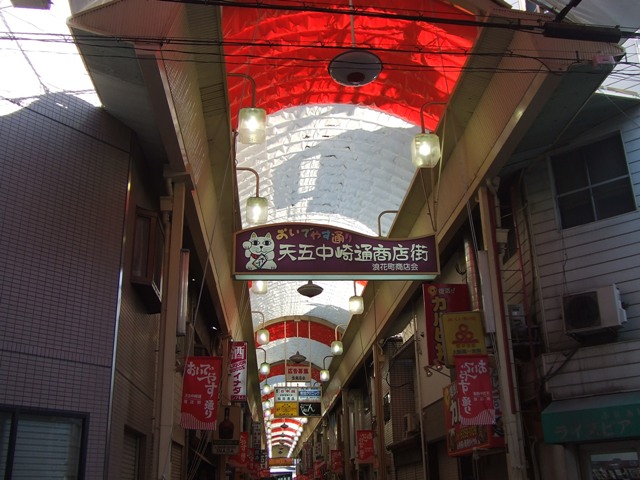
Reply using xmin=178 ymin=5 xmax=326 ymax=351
xmin=442 ymin=311 xmax=486 ymax=366
xmin=274 ymin=401 xmax=298 ymax=418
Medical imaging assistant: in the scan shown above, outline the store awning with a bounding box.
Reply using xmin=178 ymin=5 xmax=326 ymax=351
xmin=542 ymin=392 xmax=640 ymax=444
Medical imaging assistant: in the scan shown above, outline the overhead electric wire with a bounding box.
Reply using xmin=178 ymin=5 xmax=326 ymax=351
xmin=160 ymin=0 xmax=640 ymax=39
xmin=1 ymin=33 xmax=639 ymax=80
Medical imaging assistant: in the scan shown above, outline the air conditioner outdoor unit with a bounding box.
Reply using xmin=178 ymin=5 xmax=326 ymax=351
xmin=562 ymin=285 xmax=627 ymax=335
xmin=403 ymin=413 xmax=418 ymax=437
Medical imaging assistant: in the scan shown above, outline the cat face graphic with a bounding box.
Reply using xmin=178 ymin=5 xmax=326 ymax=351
xmin=247 ymin=232 xmax=274 ymax=255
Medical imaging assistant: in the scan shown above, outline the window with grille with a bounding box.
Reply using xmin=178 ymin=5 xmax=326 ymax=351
xmin=0 ymin=408 xmax=86 ymax=479
xmin=550 ymin=134 xmax=636 ymax=229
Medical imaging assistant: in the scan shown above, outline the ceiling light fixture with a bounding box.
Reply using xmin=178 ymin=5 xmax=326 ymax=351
xmin=253 ymin=310 xmax=270 ymax=346
xmin=236 ymin=166 xmax=268 ymax=225
xmin=331 ymin=323 xmax=346 ymax=356
xmin=257 ymin=347 xmax=270 ymax=375
xmin=289 ymin=351 xmax=307 ymax=364
xmin=328 ymin=1 xmax=382 ymax=87
xmin=329 ymin=49 xmax=382 ymax=87
xmin=251 ymin=280 xmax=268 ymax=294
xmin=411 ymin=102 xmax=446 ymax=169
xmin=348 ymin=280 xmax=364 ymax=315
xmin=229 ymin=73 xmax=266 ymax=144
xmin=320 ymin=355 xmax=332 ymax=382
xmin=297 ymin=280 xmax=323 ymax=298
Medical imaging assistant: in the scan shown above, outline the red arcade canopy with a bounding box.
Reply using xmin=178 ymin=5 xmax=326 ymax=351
xmin=223 ymin=0 xmax=478 ymax=128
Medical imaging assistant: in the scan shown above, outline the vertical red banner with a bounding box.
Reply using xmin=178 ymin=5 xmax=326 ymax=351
xmin=314 ymin=460 xmax=325 ymax=479
xmin=330 ymin=449 xmax=344 ymax=473
xmin=180 ymin=356 xmax=222 ymax=430
xmin=356 ymin=430 xmax=374 ymax=464
xmin=455 ymin=354 xmax=495 ymax=425
xmin=229 ymin=341 xmax=248 ymax=402
xmin=423 ymin=284 xmax=470 ymax=365
xmin=229 ymin=431 xmax=249 ymax=467
xmin=443 ymin=376 xmax=504 ymax=457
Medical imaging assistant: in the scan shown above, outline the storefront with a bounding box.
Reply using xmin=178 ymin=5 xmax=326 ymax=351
xmin=542 ymin=392 xmax=640 ymax=479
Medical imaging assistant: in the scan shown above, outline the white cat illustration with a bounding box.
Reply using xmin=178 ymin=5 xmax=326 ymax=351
xmin=243 ymin=232 xmax=277 ymax=271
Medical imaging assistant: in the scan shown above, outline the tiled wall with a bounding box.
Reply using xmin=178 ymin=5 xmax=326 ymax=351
xmin=0 ymin=92 xmax=131 ymax=478
xmin=106 ymin=142 xmax=162 ymax=479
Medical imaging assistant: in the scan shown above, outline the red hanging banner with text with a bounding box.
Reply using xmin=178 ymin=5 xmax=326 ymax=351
xmin=229 ymin=341 xmax=248 ymax=402
xmin=180 ymin=356 xmax=222 ymax=430
xmin=330 ymin=449 xmax=344 ymax=473
xmin=229 ymin=431 xmax=249 ymax=468
xmin=357 ymin=430 xmax=375 ymax=464
xmin=455 ymin=354 xmax=495 ymax=425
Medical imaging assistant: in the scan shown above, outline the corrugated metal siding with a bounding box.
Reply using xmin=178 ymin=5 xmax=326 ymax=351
xmin=525 ymin=104 xmax=640 ymax=353
xmin=542 ymin=338 xmax=640 ymax=399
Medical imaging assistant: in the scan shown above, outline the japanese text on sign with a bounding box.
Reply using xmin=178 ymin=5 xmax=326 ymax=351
xmin=180 ymin=356 xmax=222 ymax=430
xmin=229 ymin=342 xmax=247 ymax=402
xmin=234 ymin=223 xmax=438 ymax=280
xmin=356 ymin=430 xmax=375 ymax=463
xmin=424 ymin=284 xmax=470 ymax=366
xmin=442 ymin=311 xmax=486 ymax=366
xmin=455 ymin=354 xmax=495 ymax=425
xmin=274 ymin=387 xmax=298 ymax=402
xmin=184 ymin=361 xmax=217 ymax=417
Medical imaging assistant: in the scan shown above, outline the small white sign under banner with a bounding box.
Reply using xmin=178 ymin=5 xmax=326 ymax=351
xmin=251 ymin=422 xmax=261 ymax=448
xmin=285 ymin=364 xmax=311 ymax=382
xmin=229 ymin=342 xmax=247 ymax=402
xmin=274 ymin=386 xmax=298 ymax=402
xmin=298 ymin=387 xmax=321 ymax=402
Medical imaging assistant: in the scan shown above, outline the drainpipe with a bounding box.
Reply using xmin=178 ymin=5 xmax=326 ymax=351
xmin=373 ymin=340 xmax=387 ymax=480
xmin=477 ymin=185 xmax=528 ymax=480
xmin=342 ymin=389 xmax=352 ymax=480
xmin=152 ymin=179 xmax=186 ymax=480
xmin=412 ymin=312 xmax=428 ymax=480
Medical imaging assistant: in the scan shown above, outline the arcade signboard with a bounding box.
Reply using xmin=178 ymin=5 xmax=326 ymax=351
xmin=234 ymin=223 xmax=438 ymax=281
xmin=274 ymin=387 xmax=322 ymax=418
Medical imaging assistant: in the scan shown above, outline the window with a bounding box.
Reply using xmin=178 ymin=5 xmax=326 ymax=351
xmin=580 ymin=441 xmax=640 ymax=480
xmin=550 ymin=134 xmax=636 ymax=229
xmin=131 ymin=207 xmax=164 ymax=313
xmin=121 ymin=429 xmax=143 ymax=480
xmin=0 ymin=408 xmax=86 ymax=479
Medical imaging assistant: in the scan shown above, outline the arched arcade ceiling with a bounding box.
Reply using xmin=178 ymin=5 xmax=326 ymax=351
xmin=223 ymin=0 xmax=478 ymax=453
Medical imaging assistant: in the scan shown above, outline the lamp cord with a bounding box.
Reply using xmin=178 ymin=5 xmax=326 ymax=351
xmin=349 ymin=0 xmax=356 ymax=48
